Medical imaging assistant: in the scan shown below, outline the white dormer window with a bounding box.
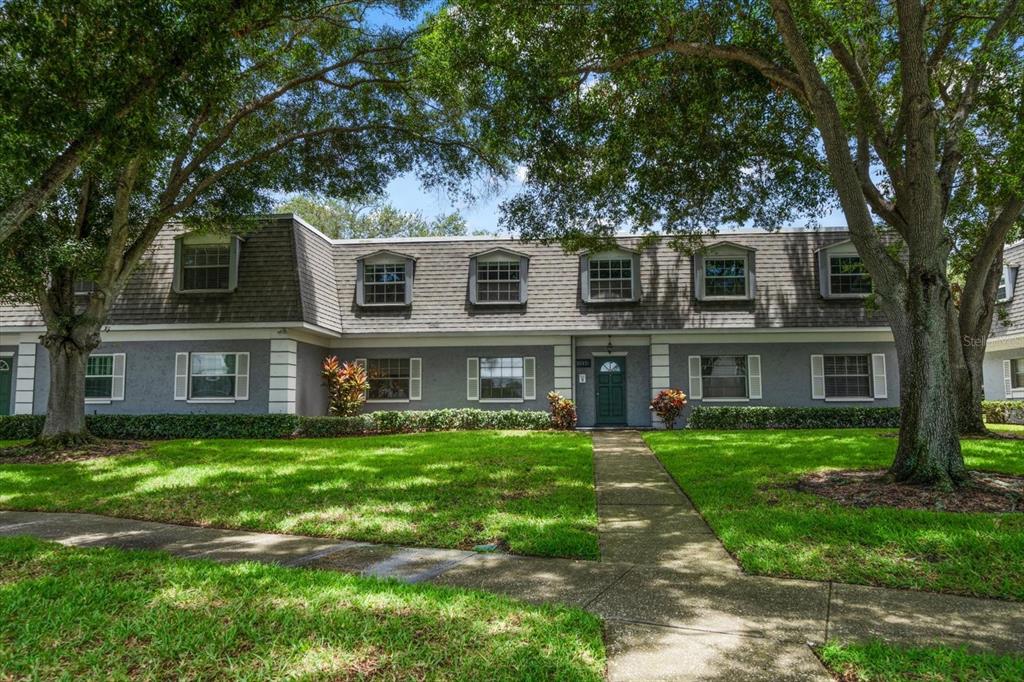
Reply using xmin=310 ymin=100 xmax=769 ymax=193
xmin=469 ymin=248 xmax=529 ymax=305
xmin=829 ymin=255 xmax=872 ymax=295
xmin=997 ymin=265 xmax=1016 ymax=303
xmin=818 ymin=240 xmax=871 ymax=299
xmin=694 ymin=243 xmax=756 ymax=301
xmin=356 ymin=250 xmax=415 ymax=307
xmin=173 ymin=233 xmax=241 ymax=293
xmin=582 ymin=248 xmax=640 ymax=303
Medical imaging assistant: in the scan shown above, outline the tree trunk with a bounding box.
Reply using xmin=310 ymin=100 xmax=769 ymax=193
xmin=888 ymin=261 xmax=967 ymax=488
xmin=37 ymin=327 xmax=101 ymax=446
xmin=952 ymin=338 xmax=988 ymax=436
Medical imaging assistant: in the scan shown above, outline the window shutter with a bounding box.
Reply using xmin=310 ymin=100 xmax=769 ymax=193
xmin=468 ymin=257 xmax=479 ymax=304
xmin=172 ymin=238 xmax=183 ymax=293
xmin=693 ymin=254 xmax=705 ymax=300
xmin=1004 ymin=359 xmax=1013 ymax=397
xmin=688 ymin=356 xmax=702 ymax=400
xmin=466 ymin=357 xmax=479 ymax=401
xmin=580 ymin=256 xmax=591 ymax=302
xmin=355 ymin=260 xmax=365 ymax=306
xmin=519 ymin=257 xmax=529 ymax=304
xmin=1007 ymin=266 xmax=1018 ymax=300
xmin=810 ymin=355 xmax=826 ymax=399
xmin=746 ymin=254 xmax=756 ymax=299
xmin=174 ymin=352 xmax=189 ymax=400
xmin=630 ymin=252 xmax=641 ymax=302
xmin=404 ymin=259 xmax=414 ymax=304
xmin=523 ymin=356 xmax=536 ymax=400
xmin=355 ymin=358 xmax=368 ymax=399
xmin=409 ymin=357 xmax=422 ymax=400
xmin=747 ymin=355 xmax=762 ymax=399
xmin=871 ymin=353 xmax=887 ymax=399
xmin=235 ymin=352 xmax=249 ymax=400
xmin=818 ymin=251 xmax=831 ymax=298
xmin=111 ymin=353 xmax=126 ymax=401
xmin=227 ymin=236 xmax=241 ymax=291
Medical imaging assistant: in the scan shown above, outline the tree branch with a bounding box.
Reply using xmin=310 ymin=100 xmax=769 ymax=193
xmin=959 ymin=195 xmax=1024 ymax=330
xmin=578 ymin=41 xmax=809 ymax=106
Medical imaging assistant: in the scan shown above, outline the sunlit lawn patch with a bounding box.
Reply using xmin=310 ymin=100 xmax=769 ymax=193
xmin=0 ymin=536 xmax=604 ymax=680
xmin=0 ymin=431 xmax=598 ymax=559
xmin=818 ymin=640 xmax=1024 ymax=682
xmin=645 ymin=429 xmax=1024 ymax=599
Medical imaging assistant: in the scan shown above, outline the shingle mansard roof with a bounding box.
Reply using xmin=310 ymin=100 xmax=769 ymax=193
xmin=1 ymin=214 xmax=892 ymax=336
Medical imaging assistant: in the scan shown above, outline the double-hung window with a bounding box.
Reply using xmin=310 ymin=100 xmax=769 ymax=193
xmin=829 ymin=255 xmax=871 ymax=295
xmin=1011 ymin=359 xmax=1024 ymax=390
xmin=480 ymin=357 xmax=524 ymax=400
xmin=477 ymin=259 xmax=521 ymax=302
xmin=182 ymin=244 xmax=231 ymax=291
xmin=367 ymin=358 xmax=411 ymax=400
xmin=589 ymin=258 xmax=633 ymax=300
xmin=700 ymin=356 xmax=748 ymax=398
xmin=703 ymin=258 xmax=747 ymax=298
xmin=823 ymin=355 xmax=871 ymax=399
xmin=84 ymin=353 xmax=125 ymax=402
xmin=175 ymin=352 xmax=249 ymax=401
xmin=363 ymin=263 xmax=406 ymax=304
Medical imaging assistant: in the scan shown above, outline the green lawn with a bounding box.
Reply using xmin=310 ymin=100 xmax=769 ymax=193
xmin=645 ymin=429 xmax=1024 ymax=599
xmin=819 ymin=640 xmax=1024 ymax=681
xmin=0 ymin=536 xmax=604 ymax=681
xmin=0 ymin=431 xmax=598 ymax=559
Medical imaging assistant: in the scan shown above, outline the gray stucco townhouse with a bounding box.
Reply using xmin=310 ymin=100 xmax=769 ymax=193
xmin=1 ymin=214 xmax=921 ymax=427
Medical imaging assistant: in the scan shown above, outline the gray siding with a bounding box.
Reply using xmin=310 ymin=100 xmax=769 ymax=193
xmin=296 ymin=341 xmax=330 ymax=416
xmin=991 ymin=241 xmax=1024 ymax=338
xmin=336 ymin=345 xmax=555 ymax=414
xmin=32 ymin=340 xmax=272 ymax=415
xmin=573 ymin=345 xmax=652 ymax=427
xmin=983 ymin=346 xmax=1024 ymax=399
xmin=668 ymin=342 xmax=900 ymax=423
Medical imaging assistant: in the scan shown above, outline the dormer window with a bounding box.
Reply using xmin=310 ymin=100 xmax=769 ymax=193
xmin=694 ymin=242 xmax=756 ymax=301
xmin=829 ymin=256 xmax=872 ymax=295
xmin=997 ymin=265 xmax=1016 ymax=302
xmin=469 ymin=248 xmax=528 ymax=305
xmin=581 ymin=248 xmax=640 ymax=303
xmin=356 ymin=250 xmax=414 ymax=307
xmin=173 ymin=233 xmax=241 ymax=293
xmin=817 ymin=240 xmax=871 ymax=299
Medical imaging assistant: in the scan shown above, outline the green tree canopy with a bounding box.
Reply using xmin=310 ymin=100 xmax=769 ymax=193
xmin=276 ymin=195 xmax=473 ymax=238
xmin=423 ymin=0 xmax=1024 ymax=486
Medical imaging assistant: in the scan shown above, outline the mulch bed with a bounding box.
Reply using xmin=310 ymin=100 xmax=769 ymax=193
xmin=796 ymin=469 xmax=1024 ymax=513
xmin=0 ymin=440 xmax=148 ymax=464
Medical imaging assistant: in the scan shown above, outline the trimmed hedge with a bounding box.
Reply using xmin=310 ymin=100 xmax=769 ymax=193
xmin=0 ymin=409 xmax=552 ymax=441
xmin=981 ymin=400 xmax=1024 ymax=424
xmin=687 ymin=406 xmax=900 ymax=430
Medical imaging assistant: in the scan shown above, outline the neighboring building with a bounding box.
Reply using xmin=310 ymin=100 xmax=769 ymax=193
xmin=984 ymin=239 xmax=1024 ymax=401
xmin=1 ymin=215 xmax=904 ymax=427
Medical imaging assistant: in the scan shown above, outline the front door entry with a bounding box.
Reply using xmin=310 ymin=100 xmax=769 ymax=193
xmin=0 ymin=357 xmax=12 ymax=416
xmin=595 ymin=357 xmax=627 ymax=425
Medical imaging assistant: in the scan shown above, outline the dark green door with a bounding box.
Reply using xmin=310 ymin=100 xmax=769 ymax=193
xmin=595 ymin=357 xmax=627 ymax=425
xmin=0 ymin=357 xmax=11 ymax=416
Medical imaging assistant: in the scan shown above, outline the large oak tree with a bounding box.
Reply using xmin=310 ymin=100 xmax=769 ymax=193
xmin=0 ymin=0 xmax=484 ymax=443
xmin=424 ymin=0 xmax=1024 ymax=487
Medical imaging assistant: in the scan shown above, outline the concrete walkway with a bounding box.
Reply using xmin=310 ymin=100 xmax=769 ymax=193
xmin=2 ymin=431 xmax=1022 ymax=681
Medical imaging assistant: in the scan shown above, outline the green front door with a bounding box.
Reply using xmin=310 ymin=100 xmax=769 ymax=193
xmin=595 ymin=357 xmax=627 ymax=425
xmin=0 ymin=357 xmax=12 ymax=416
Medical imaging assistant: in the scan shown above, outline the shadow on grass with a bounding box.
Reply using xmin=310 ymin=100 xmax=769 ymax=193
xmin=0 ymin=431 xmax=599 ymax=559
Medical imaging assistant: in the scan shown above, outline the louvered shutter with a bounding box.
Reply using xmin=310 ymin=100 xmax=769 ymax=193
xmin=810 ymin=355 xmax=826 ymax=399
xmin=234 ymin=353 xmax=249 ymax=400
xmin=467 ymin=358 xmax=479 ymax=400
xmin=409 ymin=358 xmax=422 ymax=400
xmin=111 ymin=353 xmax=126 ymax=401
xmin=174 ymin=353 xmax=189 ymax=400
xmin=747 ymin=355 xmax=762 ymax=399
xmin=523 ymin=357 xmax=536 ymax=400
xmin=688 ymin=356 xmax=702 ymax=400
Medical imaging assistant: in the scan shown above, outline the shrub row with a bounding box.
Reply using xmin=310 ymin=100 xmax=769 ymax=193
xmin=687 ymin=406 xmax=901 ymax=430
xmin=0 ymin=409 xmax=552 ymax=441
xmin=981 ymin=400 xmax=1024 ymax=424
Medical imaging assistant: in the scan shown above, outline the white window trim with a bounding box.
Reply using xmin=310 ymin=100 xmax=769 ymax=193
xmin=182 ymin=351 xmax=249 ymax=402
xmin=361 ymin=262 xmax=409 ymax=306
xmin=363 ymin=357 xmax=418 ymax=402
xmin=84 ymin=352 xmax=125 ymax=403
xmin=827 ymin=254 xmax=872 ymax=298
xmin=702 ymin=253 xmax=750 ymax=300
xmin=470 ymin=355 xmax=534 ymax=402
xmin=587 ymin=255 xmax=634 ymax=302
xmin=176 ymin=235 xmax=237 ymax=294
xmin=824 ymin=397 xmax=875 ymax=402
xmin=474 ymin=255 xmax=523 ymax=305
xmin=814 ymin=353 xmax=876 ymax=401
xmin=702 ymin=397 xmax=750 ymax=403
xmin=479 ymin=398 xmax=526 ymax=404
xmin=696 ymin=354 xmax=751 ymax=400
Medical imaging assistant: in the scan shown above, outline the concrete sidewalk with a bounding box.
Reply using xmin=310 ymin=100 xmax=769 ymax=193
xmin=1 ymin=430 xmax=1021 ymax=680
